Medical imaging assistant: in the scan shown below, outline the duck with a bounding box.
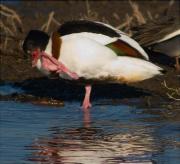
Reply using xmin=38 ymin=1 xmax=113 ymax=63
xmin=132 ymin=17 xmax=180 ymax=71
xmin=22 ymin=20 xmax=164 ymax=109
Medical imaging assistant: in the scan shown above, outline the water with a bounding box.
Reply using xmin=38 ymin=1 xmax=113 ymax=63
xmin=0 ymin=84 xmax=24 ymax=96
xmin=0 ymin=99 xmax=179 ymax=164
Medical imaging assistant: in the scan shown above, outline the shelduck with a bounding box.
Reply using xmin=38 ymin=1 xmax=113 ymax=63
xmin=133 ymin=17 xmax=180 ymax=71
xmin=23 ymin=20 xmax=164 ymax=109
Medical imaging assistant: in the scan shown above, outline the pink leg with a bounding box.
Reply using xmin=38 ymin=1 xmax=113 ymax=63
xmin=82 ymin=85 xmax=92 ymax=109
xmin=83 ymin=107 xmax=90 ymax=128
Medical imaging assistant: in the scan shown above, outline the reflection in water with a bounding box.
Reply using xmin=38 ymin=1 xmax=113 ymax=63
xmin=1 ymin=101 xmax=179 ymax=164
xmin=28 ymin=131 xmax=157 ymax=164
xmin=27 ymin=109 xmax=157 ymax=164
xmin=83 ymin=108 xmax=91 ymax=128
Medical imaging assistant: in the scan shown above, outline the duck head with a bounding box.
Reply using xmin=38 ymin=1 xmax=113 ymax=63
xmin=22 ymin=30 xmax=50 ymax=67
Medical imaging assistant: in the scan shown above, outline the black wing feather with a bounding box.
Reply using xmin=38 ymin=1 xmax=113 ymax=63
xmin=58 ymin=20 xmax=120 ymax=37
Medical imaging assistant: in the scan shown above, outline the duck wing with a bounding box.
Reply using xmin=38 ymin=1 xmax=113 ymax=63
xmin=58 ymin=20 xmax=149 ymax=60
xmin=106 ymin=39 xmax=146 ymax=60
xmin=58 ymin=20 xmax=120 ymax=37
xmin=132 ymin=17 xmax=180 ymax=46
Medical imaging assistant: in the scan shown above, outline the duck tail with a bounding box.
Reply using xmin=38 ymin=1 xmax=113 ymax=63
xmin=160 ymin=69 xmax=167 ymax=74
xmin=104 ymin=57 xmax=164 ymax=83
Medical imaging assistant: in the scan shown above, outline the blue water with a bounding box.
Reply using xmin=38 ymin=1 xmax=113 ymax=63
xmin=0 ymin=84 xmax=24 ymax=95
xmin=0 ymin=100 xmax=179 ymax=164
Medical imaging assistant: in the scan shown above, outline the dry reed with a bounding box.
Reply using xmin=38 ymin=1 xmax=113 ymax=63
xmin=162 ymin=80 xmax=180 ymax=101
xmin=41 ymin=11 xmax=60 ymax=33
xmin=0 ymin=4 xmax=23 ymax=50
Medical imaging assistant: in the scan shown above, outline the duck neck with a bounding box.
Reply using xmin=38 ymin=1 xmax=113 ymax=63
xmin=44 ymin=38 xmax=53 ymax=57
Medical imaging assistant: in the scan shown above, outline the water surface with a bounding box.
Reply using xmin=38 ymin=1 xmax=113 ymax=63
xmin=0 ymin=99 xmax=179 ymax=164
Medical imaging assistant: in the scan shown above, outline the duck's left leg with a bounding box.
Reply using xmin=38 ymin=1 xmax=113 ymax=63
xmin=82 ymin=85 xmax=92 ymax=109
xmin=175 ymin=56 xmax=180 ymax=71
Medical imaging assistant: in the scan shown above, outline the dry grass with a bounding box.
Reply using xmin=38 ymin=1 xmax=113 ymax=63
xmin=115 ymin=0 xmax=146 ymax=36
xmin=116 ymin=13 xmax=133 ymax=36
xmin=41 ymin=11 xmax=60 ymax=33
xmin=162 ymin=80 xmax=180 ymax=101
xmin=80 ymin=0 xmax=109 ymax=23
xmin=0 ymin=4 xmax=23 ymax=33
xmin=128 ymin=0 xmax=146 ymax=25
xmin=0 ymin=4 xmax=23 ymax=51
xmin=116 ymin=0 xmax=176 ymax=36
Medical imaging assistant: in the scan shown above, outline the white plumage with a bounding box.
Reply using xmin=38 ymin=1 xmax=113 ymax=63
xmin=39 ymin=31 xmax=161 ymax=82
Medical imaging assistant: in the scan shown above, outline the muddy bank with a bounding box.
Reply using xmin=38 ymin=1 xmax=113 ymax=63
xmin=0 ymin=65 xmax=179 ymax=108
